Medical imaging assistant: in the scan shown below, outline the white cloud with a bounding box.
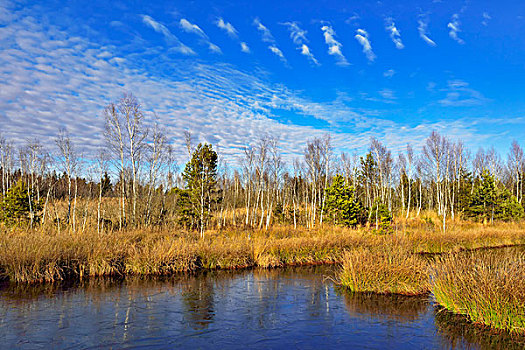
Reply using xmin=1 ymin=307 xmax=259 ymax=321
xmin=355 ymin=29 xmax=375 ymax=62
xmin=385 ymin=18 xmax=404 ymax=49
xmin=215 ymin=17 xmax=250 ymax=54
xmin=0 ymin=3 xmax=506 ymax=164
xmin=253 ymin=18 xmax=287 ymax=64
xmin=180 ymin=18 xmax=206 ymax=38
xmin=208 ymin=43 xmax=222 ymax=53
xmin=448 ymin=14 xmax=465 ymax=44
xmin=383 ymin=69 xmax=395 ymax=78
xmin=141 ymin=15 xmax=195 ymax=55
xmin=439 ymin=80 xmax=489 ymax=106
xmin=482 ymin=12 xmax=491 ymax=26
xmin=300 ymin=44 xmax=319 ymax=65
xmin=240 ymin=42 xmax=250 ymax=53
xmin=379 ymin=89 xmax=396 ymax=101
xmin=216 ymin=17 xmax=237 ymax=38
xmin=320 ymin=25 xmax=349 ymax=66
xmin=345 ymin=13 xmax=360 ymax=25
xmin=282 ymin=22 xmax=308 ymax=45
xmin=283 ymin=22 xmax=319 ymax=65
xmin=179 ymin=18 xmax=222 ymax=54
xmin=418 ymin=17 xmax=437 ymax=47
xmin=269 ymin=45 xmax=287 ymax=64
xmin=253 ymin=18 xmax=274 ymax=43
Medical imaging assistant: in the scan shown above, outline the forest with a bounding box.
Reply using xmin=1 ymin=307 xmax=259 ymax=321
xmin=1 ymin=93 xmax=524 ymax=235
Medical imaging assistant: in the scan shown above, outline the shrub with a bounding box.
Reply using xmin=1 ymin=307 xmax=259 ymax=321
xmin=0 ymin=178 xmax=42 ymax=226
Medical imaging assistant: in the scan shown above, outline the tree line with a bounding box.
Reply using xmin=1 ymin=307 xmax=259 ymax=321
xmin=1 ymin=93 xmax=524 ymax=234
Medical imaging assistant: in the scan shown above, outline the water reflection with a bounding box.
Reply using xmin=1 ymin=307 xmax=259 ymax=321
xmin=0 ymin=265 xmax=524 ymax=349
xmin=181 ymin=275 xmax=215 ymax=330
xmin=434 ymin=307 xmax=525 ymax=350
xmin=341 ymin=291 xmax=428 ymax=322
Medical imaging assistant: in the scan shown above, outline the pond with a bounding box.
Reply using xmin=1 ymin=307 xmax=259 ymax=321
xmin=0 ymin=265 xmax=523 ymax=349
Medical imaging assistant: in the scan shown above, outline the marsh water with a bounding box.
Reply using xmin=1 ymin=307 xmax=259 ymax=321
xmin=0 ymin=265 xmax=523 ymax=350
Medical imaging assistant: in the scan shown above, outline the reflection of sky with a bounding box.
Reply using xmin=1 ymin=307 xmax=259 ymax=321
xmin=1 ymin=0 xmax=525 ymax=163
xmin=0 ymin=267 xmax=500 ymax=349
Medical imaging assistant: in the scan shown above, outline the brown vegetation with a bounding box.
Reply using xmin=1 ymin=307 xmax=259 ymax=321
xmin=1 ymin=220 xmax=524 ymax=284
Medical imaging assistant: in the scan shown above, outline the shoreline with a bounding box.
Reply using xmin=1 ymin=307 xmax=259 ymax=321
xmin=0 ymin=223 xmax=524 ymax=283
xmin=338 ymin=243 xmax=525 ymax=335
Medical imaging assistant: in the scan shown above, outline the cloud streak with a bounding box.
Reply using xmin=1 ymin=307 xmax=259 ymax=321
xmin=355 ymin=28 xmax=375 ymax=62
xmin=418 ymin=17 xmax=436 ymax=47
xmin=240 ymin=42 xmax=250 ymax=53
xmin=216 ymin=17 xmax=237 ymax=38
xmin=448 ymin=14 xmax=465 ymax=44
xmin=253 ymin=18 xmax=287 ymax=64
xmin=253 ymin=18 xmax=274 ymax=43
xmin=283 ymin=22 xmax=319 ymax=65
xmin=179 ymin=18 xmax=221 ymax=53
xmin=141 ymin=15 xmax=195 ymax=55
xmin=216 ymin=17 xmax=250 ymax=53
xmin=384 ymin=69 xmax=395 ymax=78
xmin=385 ymin=18 xmax=404 ymax=49
xmin=482 ymin=12 xmax=491 ymax=26
xmin=439 ymin=80 xmax=489 ymax=106
xmin=321 ymin=24 xmax=349 ymax=66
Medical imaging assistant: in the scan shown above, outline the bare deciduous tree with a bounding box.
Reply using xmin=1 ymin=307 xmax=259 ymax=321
xmin=56 ymin=129 xmax=77 ymax=230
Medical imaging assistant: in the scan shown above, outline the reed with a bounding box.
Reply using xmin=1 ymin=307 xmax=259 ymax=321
xmin=0 ymin=221 xmax=524 ymax=284
xmin=432 ymin=249 xmax=525 ymax=334
xmin=338 ymin=245 xmax=430 ymax=295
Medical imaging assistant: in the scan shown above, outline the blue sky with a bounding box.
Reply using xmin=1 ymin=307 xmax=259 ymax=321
xmin=1 ymin=0 xmax=525 ymax=163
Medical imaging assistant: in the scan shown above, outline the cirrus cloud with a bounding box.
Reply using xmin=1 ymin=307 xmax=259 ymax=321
xmin=320 ymin=24 xmax=349 ymax=66
xmin=141 ymin=15 xmax=196 ymax=55
xmin=355 ymin=28 xmax=375 ymax=62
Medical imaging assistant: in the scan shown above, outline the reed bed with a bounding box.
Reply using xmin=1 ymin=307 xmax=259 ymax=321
xmin=337 ymin=233 xmax=525 ymax=334
xmin=0 ymin=221 xmax=524 ymax=284
xmin=338 ymin=246 xmax=430 ymax=295
xmin=0 ymin=227 xmax=367 ymax=283
xmin=432 ymin=249 xmax=525 ymax=334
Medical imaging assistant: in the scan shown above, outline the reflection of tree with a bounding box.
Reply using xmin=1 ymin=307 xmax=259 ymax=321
xmin=341 ymin=291 xmax=428 ymax=322
xmin=181 ymin=274 xmax=215 ymax=330
xmin=236 ymin=265 xmax=335 ymax=328
xmin=434 ymin=307 xmax=525 ymax=350
xmin=0 ymin=278 xmax=126 ymax=303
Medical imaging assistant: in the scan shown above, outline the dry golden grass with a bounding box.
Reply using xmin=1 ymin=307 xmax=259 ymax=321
xmin=338 ymin=245 xmax=431 ymax=295
xmin=0 ymin=219 xmax=524 ymax=284
xmin=0 ymin=226 xmax=368 ymax=283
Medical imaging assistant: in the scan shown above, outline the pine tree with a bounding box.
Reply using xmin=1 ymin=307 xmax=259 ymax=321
xmin=370 ymin=199 xmax=393 ymax=234
xmin=496 ymin=187 xmax=524 ymax=221
xmin=456 ymin=169 xmax=473 ymax=214
xmin=465 ymin=170 xmax=524 ymax=222
xmin=170 ymin=187 xmax=196 ymax=229
xmin=358 ymin=152 xmax=378 ymax=210
xmin=100 ymin=171 xmax=112 ymax=196
xmin=0 ymin=178 xmax=42 ymax=225
xmin=182 ymin=143 xmax=219 ymax=237
xmin=325 ymin=175 xmax=366 ymax=227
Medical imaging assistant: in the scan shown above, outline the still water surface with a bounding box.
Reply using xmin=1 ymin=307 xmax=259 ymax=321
xmin=0 ymin=265 xmax=523 ymax=349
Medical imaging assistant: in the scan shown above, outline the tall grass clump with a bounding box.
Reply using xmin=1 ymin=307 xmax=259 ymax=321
xmin=432 ymin=249 xmax=525 ymax=334
xmin=338 ymin=245 xmax=430 ymax=295
xmin=0 ymin=221 xmax=524 ymax=284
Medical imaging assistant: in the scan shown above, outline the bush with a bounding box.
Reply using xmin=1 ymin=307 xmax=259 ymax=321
xmin=0 ymin=178 xmax=42 ymax=226
xmin=325 ymin=175 xmax=367 ymax=227
xmin=464 ymin=170 xmax=524 ymax=222
xmin=370 ymin=200 xmax=393 ymax=234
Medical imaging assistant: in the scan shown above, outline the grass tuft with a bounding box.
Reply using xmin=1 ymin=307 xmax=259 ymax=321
xmin=432 ymin=249 xmax=525 ymax=334
xmin=338 ymin=245 xmax=430 ymax=295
